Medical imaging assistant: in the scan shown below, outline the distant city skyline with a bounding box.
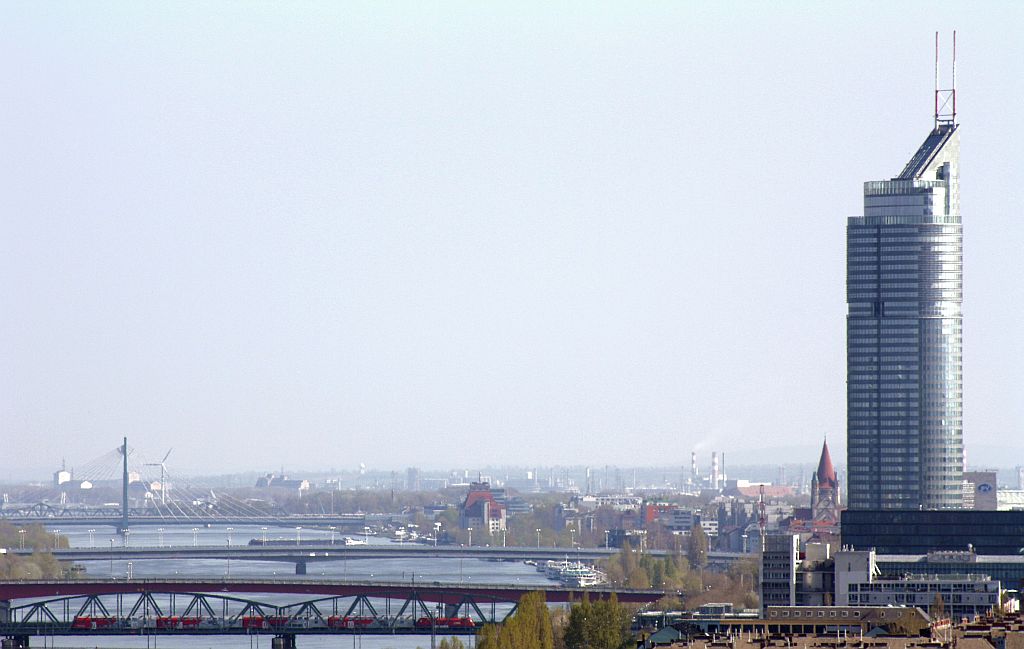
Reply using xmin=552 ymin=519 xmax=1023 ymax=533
xmin=3 ymin=4 xmax=1023 ymax=473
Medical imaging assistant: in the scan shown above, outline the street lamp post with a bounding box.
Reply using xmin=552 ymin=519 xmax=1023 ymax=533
xmin=536 ymin=529 xmax=541 ymax=548
xmin=295 ymin=526 xmax=302 ymax=545
xmin=605 ymin=530 xmax=610 ymax=549
xmin=434 ymin=522 xmax=441 ymax=547
xmin=88 ymin=529 xmax=95 ymax=548
xmin=124 ymin=529 xmax=131 ymax=547
xmin=330 ymin=526 xmax=336 ymax=545
xmin=53 ymin=529 xmax=60 ymax=550
xmin=18 ymin=529 xmax=25 ymax=550
xmin=467 ymin=528 xmax=472 ymax=548
xmin=192 ymin=528 xmax=199 ymax=547
xmin=226 ymin=527 xmax=233 ymax=547
xmin=261 ymin=527 xmax=268 ymax=544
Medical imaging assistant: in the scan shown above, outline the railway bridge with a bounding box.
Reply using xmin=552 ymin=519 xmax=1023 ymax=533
xmin=0 ymin=578 xmax=665 ymax=646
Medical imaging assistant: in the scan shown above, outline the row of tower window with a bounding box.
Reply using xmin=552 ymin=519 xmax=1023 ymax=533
xmin=847 ymin=215 xmax=960 ymax=226
xmin=848 ymin=403 xmax=960 ymax=410
xmin=849 ymin=292 xmax=958 ymax=300
xmin=849 ymin=224 xmax=961 ymax=235
xmin=851 ymin=236 xmax=962 ymax=243
xmin=847 ymin=274 xmax=961 ymax=282
xmin=847 ymin=282 xmax=962 ymax=292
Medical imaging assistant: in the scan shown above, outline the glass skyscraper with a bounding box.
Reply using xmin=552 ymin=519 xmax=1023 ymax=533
xmin=846 ymin=120 xmax=963 ymax=510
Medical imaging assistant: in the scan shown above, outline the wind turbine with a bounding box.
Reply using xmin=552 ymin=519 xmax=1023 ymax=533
xmin=145 ymin=448 xmax=173 ymax=506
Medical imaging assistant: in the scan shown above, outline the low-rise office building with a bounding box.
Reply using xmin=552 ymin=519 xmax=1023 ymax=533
xmin=762 ymin=536 xmax=1001 ymax=622
xmin=877 ymin=552 xmax=1024 ymax=590
xmin=835 ymin=549 xmax=999 ymax=620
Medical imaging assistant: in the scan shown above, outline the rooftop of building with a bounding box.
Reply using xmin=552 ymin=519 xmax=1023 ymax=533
xmin=874 ymin=573 xmax=994 ymax=583
xmin=657 ymin=636 xmax=954 ymax=649
xmin=461 ymin=481 xmax=506 ymax=519
xmin=879 ymin=554 xmax=1024 ymax=565
xmin=897 ymin=123 xmax=958 ymax=180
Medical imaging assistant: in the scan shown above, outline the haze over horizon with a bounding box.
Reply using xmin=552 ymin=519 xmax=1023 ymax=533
xmin=3 ymin=3 xmax=1023 ymax=476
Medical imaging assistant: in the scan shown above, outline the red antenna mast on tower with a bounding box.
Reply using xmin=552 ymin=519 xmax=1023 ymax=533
xmin=935 ymin=31 xmax=957 ymax=127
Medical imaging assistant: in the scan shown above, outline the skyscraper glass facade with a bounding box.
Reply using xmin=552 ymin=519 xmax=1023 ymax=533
xmin=846 ymin=123 xmax=963 ymax=510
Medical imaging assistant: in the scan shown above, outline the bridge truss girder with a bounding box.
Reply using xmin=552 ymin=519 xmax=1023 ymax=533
xmin=0 ymin=589 xmax=515 ymax=636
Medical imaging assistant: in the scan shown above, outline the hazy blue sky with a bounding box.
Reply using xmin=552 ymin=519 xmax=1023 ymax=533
xmin=2 ymin=2 xmax=1022 ymax=477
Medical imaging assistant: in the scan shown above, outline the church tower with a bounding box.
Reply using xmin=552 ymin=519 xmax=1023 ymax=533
xmin=812 ymin=440 xmax=840 ymax=526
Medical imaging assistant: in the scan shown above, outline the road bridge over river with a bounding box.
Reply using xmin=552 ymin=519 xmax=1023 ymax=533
xmin=0 ymin=511 xmax=373 ymax=529
xmin=8 ymin=544 xmax=747 ymax=573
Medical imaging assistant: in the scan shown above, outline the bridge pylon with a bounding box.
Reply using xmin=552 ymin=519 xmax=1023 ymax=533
xmin=118 ymin=436 xmax=130 ymax=535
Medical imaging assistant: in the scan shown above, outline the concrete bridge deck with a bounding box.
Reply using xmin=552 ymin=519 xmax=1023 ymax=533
xmin=7 ymin=544 xmax=747 ymax=572
xmin=0 ymin=577 xmax=665 ymax=604
xmin=10 ymin=543 xmax=618 ymax=564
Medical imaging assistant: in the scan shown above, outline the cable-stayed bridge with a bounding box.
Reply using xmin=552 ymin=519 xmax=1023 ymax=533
xmin=0 ymin=506 xmax=372 ymax=529
xmin=0 ymin=439 xmax=377 ymax=530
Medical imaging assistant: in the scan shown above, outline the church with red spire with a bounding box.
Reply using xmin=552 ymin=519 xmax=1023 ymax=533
xmin=810 ymin=439 xmax=840 ymax=527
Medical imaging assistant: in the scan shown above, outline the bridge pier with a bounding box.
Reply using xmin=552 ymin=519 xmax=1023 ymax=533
xmin=294 ymin=561 xmax=307 ymax=575
xmin=272 ymin=634 xmax=296 ymax=649
xmin=0 ymin=600 xmax=19 ymax=649
xmin=1 ymin=635 xmax=30 ymax=649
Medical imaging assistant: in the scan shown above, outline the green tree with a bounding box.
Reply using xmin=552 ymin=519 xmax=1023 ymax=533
xmin=477 ymin=591 xmax=553 ymax=649
xmin=592 ymin=595 xmax=632 ymax=649
xmin=687 ymin=525 xmax=709 ymax=569
xmin=626 ymin=565 xmax=652 ymax=589
xmin=563 ymin=595 xmax=592 ymax=649
xmin=476 ymin=623 xmax=502 ymax=649
xmin=563 ymin=594 xmax=631 ymax=649
xmin=439 ymin=638 xmax=467 ymax=649
xmin=0 ymin=523 xmax=72 ymax=579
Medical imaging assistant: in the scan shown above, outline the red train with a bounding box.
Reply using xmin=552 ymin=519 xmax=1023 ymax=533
xmin=326 ymin=616 xmax=375 ymax=628
xmin=241 ymin=616 xmax=266 ymax=629
xmin=414 ymin=617 xmax=476 ymax=628
xmin=156 ymin=616 xmax=203 ymax=629
xmin=70 ymin=617 xmax=119 ymax=630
